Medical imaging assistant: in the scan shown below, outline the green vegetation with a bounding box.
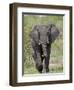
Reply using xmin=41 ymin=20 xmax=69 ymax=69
xmin=24 ymin=15 xmax=63 ymax=74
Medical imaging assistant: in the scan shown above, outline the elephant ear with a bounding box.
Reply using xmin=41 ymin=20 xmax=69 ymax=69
xmin=30 ymin=25 xmax=40 ymax=44
xmin=50 ymin=24 xmax=60 ymax=43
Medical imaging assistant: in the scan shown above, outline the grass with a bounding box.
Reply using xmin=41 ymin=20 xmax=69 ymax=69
xmin=24 ymin=62 xmax=63 ymax=74
xmin=24 ymin=14 xmax=63 ymax=74
xmin=49 ymin=64 xmax=63 ymax=73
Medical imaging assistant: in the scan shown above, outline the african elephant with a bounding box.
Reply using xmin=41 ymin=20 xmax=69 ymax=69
xmin=30 ymin=24 xmax=60 ymax=73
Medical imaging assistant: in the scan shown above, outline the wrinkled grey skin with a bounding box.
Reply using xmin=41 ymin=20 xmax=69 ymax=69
xmin=30 ymin=24 xmax=60 ymax=73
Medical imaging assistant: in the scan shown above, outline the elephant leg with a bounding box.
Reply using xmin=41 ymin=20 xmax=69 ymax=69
xmin=36 ymin=64 xmax=43 ymax=73
xmin=45 ymin=56 xmax=49 ymax=72
xmin=44 ymin=47 xmax=51 ymax=73
xmin=35 ymin=51 xmax=43 ymax=73
xmin=32 ymin=46 xmax=43 ymax=73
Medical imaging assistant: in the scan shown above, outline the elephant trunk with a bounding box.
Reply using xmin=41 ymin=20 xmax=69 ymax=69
xmin=42 ymin=44 xmax=48 ymax=57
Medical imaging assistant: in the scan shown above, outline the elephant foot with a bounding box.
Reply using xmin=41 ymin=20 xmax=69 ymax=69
xmin=46 ymin=68 xmax=49 ymax=73
xmin=42 ymin=67 xmax=49 ymax=73
xmin=36 ymin=64 xmax=43 ymax=73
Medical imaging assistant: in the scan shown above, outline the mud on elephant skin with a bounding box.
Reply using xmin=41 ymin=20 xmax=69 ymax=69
xmin=30 ymin=24 xmax=60 ymax=73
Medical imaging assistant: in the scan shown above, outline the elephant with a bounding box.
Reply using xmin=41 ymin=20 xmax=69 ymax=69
xmin=30 ymin=24 xmax=60 ymax=73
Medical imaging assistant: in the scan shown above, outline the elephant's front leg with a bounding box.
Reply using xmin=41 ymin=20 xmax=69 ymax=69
xmin=32 ymin=48 xmax=43 ymax=73
xmin=44 ymin=56 xmax=50 ymax=72
xmin=44 ymin=47 xmax=51 ymax=73
xmin=35 ymin=50 xmax=43 ymax=73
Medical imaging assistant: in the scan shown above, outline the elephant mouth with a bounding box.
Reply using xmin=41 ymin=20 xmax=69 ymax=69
xmin=38 ymin=40 xmax=49 ymax=45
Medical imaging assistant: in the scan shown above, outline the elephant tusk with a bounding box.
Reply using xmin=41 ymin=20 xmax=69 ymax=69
xmin=42 ymin=55 xmax=44 ymax=57
xmin=38 ymin=42 xmax=41 ymax=45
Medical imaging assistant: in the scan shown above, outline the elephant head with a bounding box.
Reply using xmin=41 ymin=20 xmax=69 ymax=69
xmin=30 ymin=24 xmax=60 ymax=58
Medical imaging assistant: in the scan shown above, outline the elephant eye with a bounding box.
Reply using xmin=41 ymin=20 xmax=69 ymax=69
xmin=48 ymin=29 xmax=51 ymax=33
xmin=47 ymin=31 xmax=50 ymax=36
